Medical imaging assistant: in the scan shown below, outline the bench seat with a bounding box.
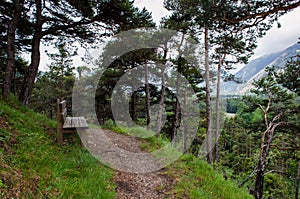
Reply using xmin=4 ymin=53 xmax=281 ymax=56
xmin=63 ymin=117 xmax=88 ymax=130
xmin=57 ymin=99 xmax=88 ymax=144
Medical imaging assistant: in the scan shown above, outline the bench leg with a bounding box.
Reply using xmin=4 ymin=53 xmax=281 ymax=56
xmin=57 ymin=128 xmax=63 ymax=145
xmin=78 ymin=130 xmax=87 ymax=147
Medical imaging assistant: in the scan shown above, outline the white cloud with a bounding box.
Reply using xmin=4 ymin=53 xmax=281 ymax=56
xmin=252 ymin=7 xmax=300 ymax=59
xmin=134 ymin=0 xmax=171 ymax=24
xmin=135 ymin=1 xmax=300 ymax=59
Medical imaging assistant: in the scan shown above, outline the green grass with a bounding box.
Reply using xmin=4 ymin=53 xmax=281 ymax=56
xmin=0 ymin=97 xmax=115 ymax=199
xmin=168 ymin=155 xmax=254 ymax=199
xmin=141 ymin=133 xmax=253 ymax=198
xmin=101 ymin=119 xmax=170 ymax=152
xmin=0 ymin=98 xmax=254 ymax=199
xmin=102 ymin=120 xmax=156 ymax=138
xmin=102 ymin=121 xmax=254 ymax=199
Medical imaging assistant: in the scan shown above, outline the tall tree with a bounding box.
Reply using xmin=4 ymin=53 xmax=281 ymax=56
xmin=46 ymin=40 xmax=77 ymax=91
xmin=19 ymin=0 xmax=43 ymax=105
xmin=203 ymin=25 xmax=213 ymax=163
xmin=31 ymin=41 xmax=76 ymax=118
xmin=161 ymin=7 xmax=204 ymax=150
xmin=16 ymin=0 xmax=153 ymax=105
xmin=164 ymin=0 xmax=300 ymax=165
xmin=249 ymin=67 xmax=298 ymax=199
xmin=155 ymin=43 xmax=168 ymax=135
xmin=2 ymin=0 xmax=24 ymax=100
xmin=212 ymin=25 xmax=258 ymax=163
xmin=144 ymin=63 xmax=151 ymax=130
xmin=276 ymin=55 xmax=300 ymax=199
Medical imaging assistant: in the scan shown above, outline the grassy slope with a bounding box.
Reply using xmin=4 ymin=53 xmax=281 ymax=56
xmin=105 ymin=124 xmax=254 ymax=199
xmin=0 ymin=98 xmax=253 ymax=198
xmin=168 ymin=155 xmax=253 ymax=199
xmin=0 ymin=98 xmax=115 ymax=199
xmin=145 ymin=138 xmax=254 ymax=199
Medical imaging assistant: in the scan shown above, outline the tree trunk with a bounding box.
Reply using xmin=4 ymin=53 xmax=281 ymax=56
xmin=214 ymin=55 xmax=225 ymax=163
xmin=144 ymin=64 xmax=151 ymax=130
xmin=156 ymin=48 xmax=167 ymax=135
xmin=60 ymin=46 xmax=65 ymax=91
xmin=130 ymin=63 xmax=137 ymax=123
xmin=173 ymin=59 xmax=181 ymax=140
xmin=19 ymin=0 xmax=43 ymax=105
xmin=2 ymin=0 xmax=22 ymax=100
xmin=131 ymin=91 xmax=137 ymax=122
xmin=254 ymin=160 xmax=265 ymax=199
xmin=173 ymin=96 xmax=180 ymax=139
xmin=173 ymin=34 xmax=185 ymax=140
xmin=253 ymin=135 xmax=267 ymax=199
xmin=204 ymin=25 xmax=212 ymax=164
xmin=78 ymin=70 xmax=82 ymax=80
xmin=183 ymin=89 xmax=188 ymax=153
xmin=253 ymin=122 xmax=276 ymax=199
xmin=214 ymin=58 xmax=222 ymax=163
xmin=295 ymin=160 xmax=300 ymax=199
xmin=156 ymin=67 xmax=165 ymax=135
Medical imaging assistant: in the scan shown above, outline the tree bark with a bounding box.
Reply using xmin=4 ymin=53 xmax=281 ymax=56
xmin=2 ymin=0 xmax=22 ymax=100
xmin=295 ymin=160 xmax=300 ymax=199
xmin=131 ymin=91 xmax=137 ymax=122
xmin=253 ymin=106 xmax=281 ymax=199
xmin=183 ymin=89 xmax=188 ymax=153
xmin=173 ymin=94 xmax=180 ymax=139
xmin=253 ymin=133 xmax=272 ymax=199
xmin=214 ymin=57 xmax=222 ymax=163
xmin=254 ymin=160 xmax=265 ymax=199
xmin=156 ymin=67 xmax=165 ymax=134
xmin=253 ymin=130 xmax=271 ymax=199
xmin=19 ymin=0 xmax=43 ymax=105
xmin=214 ymin=55 xmax=225 ymax=162
xmin=204 ymin=25 xmax=212 ymax=164
xmin=156 ymin=47 xmax=167 ymax=135
xmin=173 ymin=34 xmax=185 ymax=140
xmin=144 ymin=64 xmax=151 ymax=130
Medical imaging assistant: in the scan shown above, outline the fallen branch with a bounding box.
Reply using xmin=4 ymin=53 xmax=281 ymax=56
xmin=264 ymin=170 xmax=288 ymax=176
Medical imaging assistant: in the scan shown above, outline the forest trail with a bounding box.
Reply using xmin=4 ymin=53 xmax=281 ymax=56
xmin=81 ymin=129 xmax=178 ymax=199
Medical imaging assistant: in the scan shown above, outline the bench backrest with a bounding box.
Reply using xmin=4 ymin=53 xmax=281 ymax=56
xmin=57 ymin=99 xmax=67 ymax=124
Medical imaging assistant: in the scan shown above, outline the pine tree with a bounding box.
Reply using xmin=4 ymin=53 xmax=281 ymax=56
xmin=249 ymin=67 xmax=298 ymax=199
xmin=31 ymin=40 xmax=76 ymax=118
xmin=3 ymin=0 xmax=154 ymax=105
xmin=2 ymin=0 xmax=24 ymax=100
xmin=164 ymin=0 xmax=300 ymax=165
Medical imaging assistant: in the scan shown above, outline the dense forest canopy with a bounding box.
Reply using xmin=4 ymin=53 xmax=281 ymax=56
xmin=1 ymin=0 xmax=300 ymax=198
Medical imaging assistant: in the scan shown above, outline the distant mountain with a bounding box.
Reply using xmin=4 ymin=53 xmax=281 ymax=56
xmin=222 ymin=43 xmax=300 ymax=95
xmin=235 ymin=51 xmax=282 ymax=82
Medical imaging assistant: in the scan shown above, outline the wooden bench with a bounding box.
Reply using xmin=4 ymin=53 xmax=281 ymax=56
xmin=57 ymin=99 xmax=88 ymax=144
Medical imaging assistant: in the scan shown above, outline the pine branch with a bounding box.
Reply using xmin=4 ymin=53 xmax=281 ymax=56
xmin=221 ymin=1 xmax=300 ymax=24
xmin=42 ymin=16 xmax=112 ymax=37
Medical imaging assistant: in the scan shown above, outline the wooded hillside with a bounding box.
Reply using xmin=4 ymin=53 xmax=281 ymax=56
xmin=1 ymin=0 xmax=299 ymax=198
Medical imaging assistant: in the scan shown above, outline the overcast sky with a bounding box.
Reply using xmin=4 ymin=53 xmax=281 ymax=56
xmin=134 ymin=0 xmax=300 ymax=60
xmin=38 ymin=1 xmax=300 ymax=70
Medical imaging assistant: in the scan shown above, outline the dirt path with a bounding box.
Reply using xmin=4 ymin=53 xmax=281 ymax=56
xmin=81 ymin=129 xmax=177 ymax=199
